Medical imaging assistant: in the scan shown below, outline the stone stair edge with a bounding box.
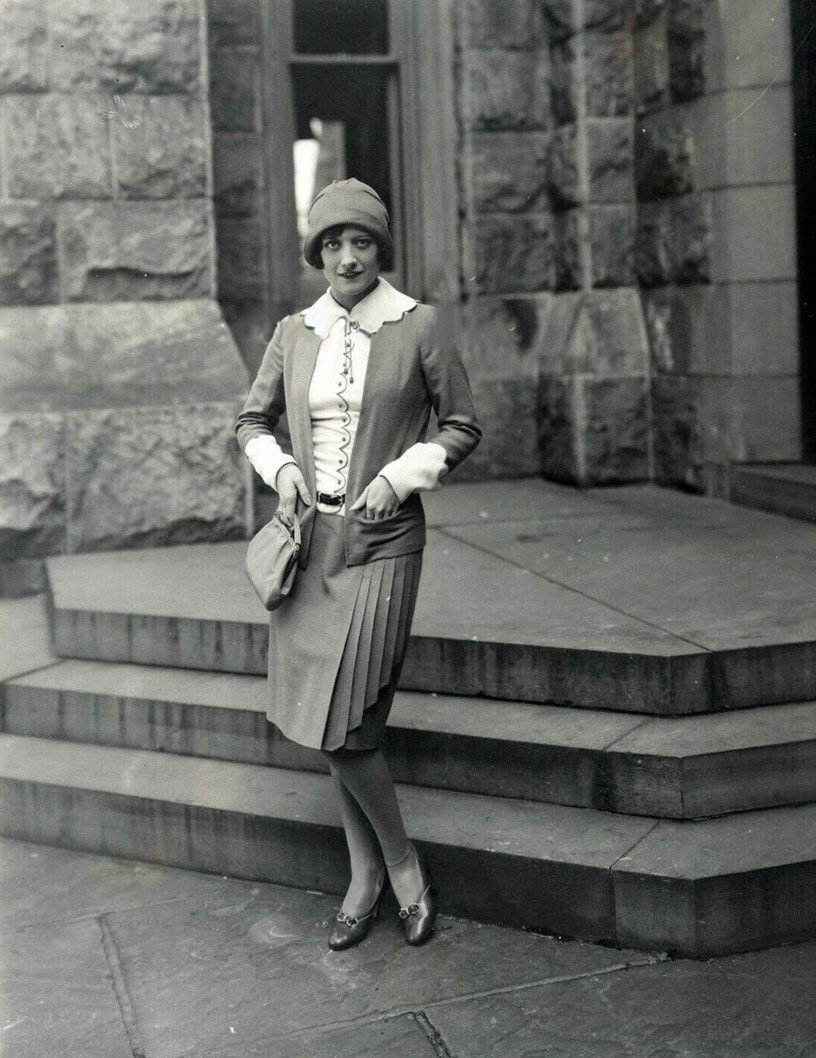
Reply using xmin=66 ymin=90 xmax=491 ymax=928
xmin=8 ymin=657 xmax=816 ymax=760
xmin=1 ymin=733 xmax=815 ymax=881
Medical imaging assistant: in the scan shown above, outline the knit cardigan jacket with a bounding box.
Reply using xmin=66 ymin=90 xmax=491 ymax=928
xmin=235 ymin=302 xmax=482 ymax=568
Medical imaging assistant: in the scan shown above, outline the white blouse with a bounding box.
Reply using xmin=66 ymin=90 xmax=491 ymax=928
xmin=245 ymin=279 xmax=447 ymax=516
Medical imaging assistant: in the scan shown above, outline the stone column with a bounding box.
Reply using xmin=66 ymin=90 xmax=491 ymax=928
xmin=0 ymin=0 xmax=250 ymax=584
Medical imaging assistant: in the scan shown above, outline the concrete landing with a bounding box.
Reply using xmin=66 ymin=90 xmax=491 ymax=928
xmin=3 ymin=837 xmax=815 ymax=1058
xmin=45 ymin=479 xmax=816 ymax=712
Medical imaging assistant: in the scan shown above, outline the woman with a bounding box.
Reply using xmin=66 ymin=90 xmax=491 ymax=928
xmin=235 ymin=178 xmax=481 ymax=949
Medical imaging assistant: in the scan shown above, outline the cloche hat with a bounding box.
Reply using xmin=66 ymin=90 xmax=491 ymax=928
xmin=303 ymin=178 xmax=393 ymax=270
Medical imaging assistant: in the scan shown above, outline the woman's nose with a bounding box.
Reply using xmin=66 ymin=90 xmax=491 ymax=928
xmin=340 ymin=244 xmax=358 ymax=267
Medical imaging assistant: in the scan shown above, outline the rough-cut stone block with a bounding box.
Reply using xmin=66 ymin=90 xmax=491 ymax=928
xmin=462 ymin=49 xmax=551 ymax=131
xmin=65 ymin=403 xmax=247 ymax=552
xmin=540 ymin=289 xmax=649 ymax=376
xmin=590 ymin=204 xmax=635 ymax=287
xmin=59 ymin=201 xmax=211 ymax=301
xmin=0 ymin=0 xmax=47 ymax=90
xmin=113 ymin=96 xmax=208 ymax=199
xmin=458 ymin=378 xmax=540 ymax=480
xmin=0 ymin=205 xmax=58 ymax=306
xmin=669 ymin=0 xmax=704 ymax=38
xmin=468 ymin=215 xmax=555 ymax=294
xmin=542 ymin=372 xmax=650 ymax=485
xmin=541 ymin=0 xmax=575 ymax=40
xmin=4 ymin=96 xmax=112 ymax=200
xmin=216 ymin=219 xmax=264 ymax=300
xmin=635 ymin=0 xmax=666 ymax=28
xmin=0 ymin=301 xmax=247 ymax=412
xmin=538 ymin=292 xmax=581 ymax=374
xmin=573 ymin=288 xmax=648 ymax=373
xmin=456 ymin=0 xmax=547 ymax=47
xmin=549 ymin=125 xmax=579 ymax=207
xmin=51 ymin=0 xmax=201 ymax=93
xmin=0 ymin=414 xmax=65 ymax=559
xmin=587 ymin=119 xmax=634 ymax=203
xmin=549 ymin=37 xmax=577 ymax=125
xmin=585 ymin=33 xmax=635 ymax=118
xmin=213 ymin=133 xmax=262 ymax=218
xmin=554 ymin=209 xmax=582 ymax=291
xmin=668 ymin=23 xmax=704 ymax=101
xmin=642 ymin=285 xmax=719 ymax=375
xmin=210 ymin=48 xmax=257 ymax=132
xmin=460 ymin=296 xmax=549 ymax=381
xmin=582 ymin=377 xmax=649 ymax=483
xmin=652 ymin=375 xmax=703 ymax=488
xmin=634 ymin=16 xmax=670 ymax=113
xmin=585 ymin=0 xmax=632 ymax=31
xmin=635 ymin=112 xmax=695 ymax=201
xmin=466 ymin=133 xmax=550 ymax=213
xmin=538 ymin=376 xmax=577 ymax=483
xmin=207 ymin=0 xmax=258 ymax=49
xmin=636 ymin=194 xmax=711 ymax=287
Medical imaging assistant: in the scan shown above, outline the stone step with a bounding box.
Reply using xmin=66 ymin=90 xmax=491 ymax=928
xmin=45 ymin=539 xmax=816 ymax=715
xmin=6 ymin=660 xmax=816 ymax=820
xmin=1 ymin=733 xmax=814 ymax=959
xmin=731 ymin=463 xmax=816 ymax=525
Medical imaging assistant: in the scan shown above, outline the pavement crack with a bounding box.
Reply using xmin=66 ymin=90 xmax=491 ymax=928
xmin=415 ymin=1010 xmax=457 ymax=1057
xmin=435 ymin=526 xmax=712 ymax=652
xmin=98 ymin=913 xmax=146 ymax=1058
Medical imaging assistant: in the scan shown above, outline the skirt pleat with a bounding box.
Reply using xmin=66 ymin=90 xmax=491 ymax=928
xmin=363 ymin=558 xmax=395 ymax=707
xmin=378 ymin=556 xmax=406 ymax=688
xmin=267 ymin=511 xmax=422 ymax=753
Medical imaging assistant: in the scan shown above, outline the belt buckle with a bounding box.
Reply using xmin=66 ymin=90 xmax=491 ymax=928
xmin=318 ymin=492 xmax=344 ymax=508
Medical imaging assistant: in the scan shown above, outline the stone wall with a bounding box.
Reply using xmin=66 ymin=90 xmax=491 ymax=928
xmin=454 ymin=0 xmax=652 ymax=486
xmin=453 ymin=0 xmax=800 ymax=489
xmin=635 ymin=0 xmax=800 ymax=491
xmin=0 ymin=0 xmax=250 ymax=579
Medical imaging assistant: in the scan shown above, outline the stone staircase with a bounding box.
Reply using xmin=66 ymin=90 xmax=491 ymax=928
xmin=2 ymin=482 xmax=816 ymax=959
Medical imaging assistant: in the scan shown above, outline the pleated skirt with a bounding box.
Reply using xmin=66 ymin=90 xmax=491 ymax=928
xmin=266 ymin=511 xmax=423 ymax=751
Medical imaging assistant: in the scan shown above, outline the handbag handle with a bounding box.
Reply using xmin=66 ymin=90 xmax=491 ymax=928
xmin=276 ymin=510 xmax=302 ymax=549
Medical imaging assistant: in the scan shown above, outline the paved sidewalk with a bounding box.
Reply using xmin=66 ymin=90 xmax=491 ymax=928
xmin=2 ymin=837 xmax=815 ymax=1058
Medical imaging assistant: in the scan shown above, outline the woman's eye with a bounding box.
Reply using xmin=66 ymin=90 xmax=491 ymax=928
xmin=355 ymin=239 xmax=371 ymax=249
xmin=323 ymin=240 xmax=339 ymax=251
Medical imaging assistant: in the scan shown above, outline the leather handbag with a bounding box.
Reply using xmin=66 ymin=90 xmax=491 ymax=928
xmin=244 ymin=512 xmax=301 ymax=611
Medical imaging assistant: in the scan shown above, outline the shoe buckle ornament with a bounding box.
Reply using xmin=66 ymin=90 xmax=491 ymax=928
xmin=399 ymin=903 xmax=420 ymax=919
xmin=336 ymin=911 xmax=358 ymax=926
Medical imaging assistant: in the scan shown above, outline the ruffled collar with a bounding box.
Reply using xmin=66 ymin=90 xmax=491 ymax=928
xmin=300 ymin=278 xmax=417 ymax=339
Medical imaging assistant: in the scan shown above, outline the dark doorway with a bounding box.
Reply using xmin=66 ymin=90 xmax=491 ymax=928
xmin=793 ymin=0 xmax=816 ymax=461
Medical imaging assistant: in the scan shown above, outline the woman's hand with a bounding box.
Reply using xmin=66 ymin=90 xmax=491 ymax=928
xmin=350 ymin=475 xmax=399 ymax=520
xmin=275 ymin=463 xmax=311 ymax=525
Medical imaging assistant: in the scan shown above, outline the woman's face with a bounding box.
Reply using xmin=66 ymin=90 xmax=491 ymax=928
xmin=320 ymin=226 xmax=381 ymax=307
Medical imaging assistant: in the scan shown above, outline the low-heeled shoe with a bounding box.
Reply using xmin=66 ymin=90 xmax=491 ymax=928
xmin=398 ymin=858 xmax=438 ymax=946
xmin=328 ymin=874 xmax=387 ymax=951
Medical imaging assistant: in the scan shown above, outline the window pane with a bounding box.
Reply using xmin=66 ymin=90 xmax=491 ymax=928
xmin=293 ymin=0 xmax=389 ymax=55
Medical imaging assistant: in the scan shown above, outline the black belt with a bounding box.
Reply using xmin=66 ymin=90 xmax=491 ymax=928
xmin=316 ymin=492 xmax=345 ymax=507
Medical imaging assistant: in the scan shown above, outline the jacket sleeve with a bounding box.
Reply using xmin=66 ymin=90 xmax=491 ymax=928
xmin=378 ymin=307 xmax=481 ymax=502
xmin=235 ymin=319 xmax=297 ymax=490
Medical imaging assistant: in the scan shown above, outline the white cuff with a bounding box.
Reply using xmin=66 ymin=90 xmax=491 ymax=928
xmin=378 ymin=442 xmax=448 ymax=503
xmin=245 ymin=435 xmax=297 ymax=491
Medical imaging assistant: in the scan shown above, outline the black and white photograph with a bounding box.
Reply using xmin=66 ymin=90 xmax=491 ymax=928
xmin=1 ymin=0 xmax=815 ymax=1055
